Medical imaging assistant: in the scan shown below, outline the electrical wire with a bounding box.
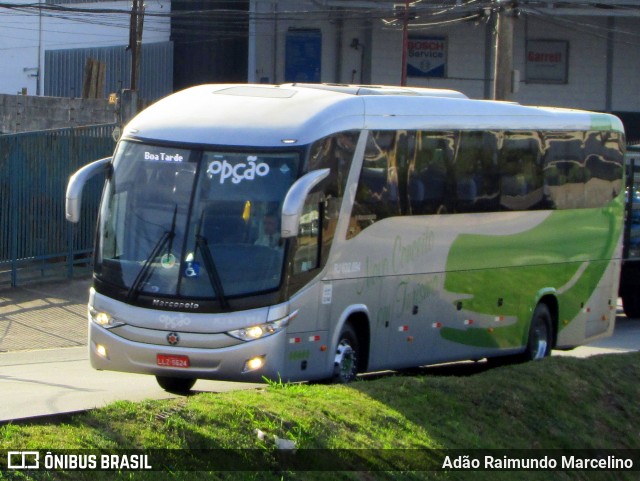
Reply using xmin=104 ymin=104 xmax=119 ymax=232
xmin=1 ymin=1 xmax=640 ymax=49
xmin=524 ymin=6 xmax=640 ymax=47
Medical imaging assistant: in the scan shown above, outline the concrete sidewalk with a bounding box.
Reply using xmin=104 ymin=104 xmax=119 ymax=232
xmin=0 ymin=277 xmax=91 ymax=352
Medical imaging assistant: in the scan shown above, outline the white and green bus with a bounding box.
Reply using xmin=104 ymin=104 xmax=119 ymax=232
xmin=66 ymin=84 xmax=625 ymax=392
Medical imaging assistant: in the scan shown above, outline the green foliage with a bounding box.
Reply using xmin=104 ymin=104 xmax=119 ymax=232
xmin=1 ymin=353 xmax=640 ymax=480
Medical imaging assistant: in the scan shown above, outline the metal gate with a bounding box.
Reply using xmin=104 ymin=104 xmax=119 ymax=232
xmin=0 ymin=125 xmax=116 ymax=287
xmin=45 ymin=42 xmax=173 ymax=102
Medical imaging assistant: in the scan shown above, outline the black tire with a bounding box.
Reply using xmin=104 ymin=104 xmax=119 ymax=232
xmin=488 ymin=303 xmax=553 ymax=366
xmin=333 ymin=324 xmax=360 ymax=384
xmin=156 ymin=376 xmax=196 ymax=394
xmin=520 ymin=303 xmax=553 ymax=361
xmin=622 ymin=292 xmax=640 ymax=319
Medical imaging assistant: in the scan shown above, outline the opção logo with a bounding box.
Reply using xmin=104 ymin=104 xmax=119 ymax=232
xmin=206 ymin=156 xmax=270 ymax=185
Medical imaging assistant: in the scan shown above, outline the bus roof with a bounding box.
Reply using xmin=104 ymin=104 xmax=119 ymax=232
xmin=280 ymin=83 xmax=470 ymax=98
xmin=123 ymin=84 xmax=625 ymax=147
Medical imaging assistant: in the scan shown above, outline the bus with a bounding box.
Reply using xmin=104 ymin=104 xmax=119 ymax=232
xmin=620 ymin=145 xmax=640 ymax=318
xmin=66 ymin=83 xmax=625 ymax=393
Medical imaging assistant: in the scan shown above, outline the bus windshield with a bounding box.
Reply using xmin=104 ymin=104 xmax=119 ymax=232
xmin=95 ymin=141 xmax=300 ymax=303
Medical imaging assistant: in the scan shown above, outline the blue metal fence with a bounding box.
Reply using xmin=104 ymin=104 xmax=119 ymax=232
xmin=0 ymin=124 xmax=116 ymax=287
xmin=45 ymin=42 xmax=173 ymax=102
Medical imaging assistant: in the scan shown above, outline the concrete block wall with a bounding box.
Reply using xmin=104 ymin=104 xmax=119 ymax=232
xmin=0 ymin=94 xmax=116 ymax=134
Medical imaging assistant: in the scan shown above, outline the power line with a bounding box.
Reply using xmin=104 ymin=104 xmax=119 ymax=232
xmin=1 ymin=1 xmax=640 ymax=47
xmin=524 ymin=6 xmax=640 ymax=47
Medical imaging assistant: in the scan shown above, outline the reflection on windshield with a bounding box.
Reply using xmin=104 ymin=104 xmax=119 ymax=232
xmin=96 ymin=142 xmax=194 ymax=296
xmin=126 ymin=204 xmax=178 ymax=302
xmin=95 ymin=142 xmax=300 ymax=304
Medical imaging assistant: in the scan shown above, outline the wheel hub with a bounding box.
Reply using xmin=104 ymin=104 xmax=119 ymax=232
xmin=334 ymin=342 xmax=357 ymax=382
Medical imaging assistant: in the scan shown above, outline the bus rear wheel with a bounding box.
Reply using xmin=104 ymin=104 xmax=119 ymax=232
xmin=333 ymin=324 xmax=359 ymax=384
xmin=156 ymin=376 xmax=196 ymax=394
xmin=489 ymin=303 xmax=553 ymax=366
xmin=521 ymin=303 xmax=553 ymax=361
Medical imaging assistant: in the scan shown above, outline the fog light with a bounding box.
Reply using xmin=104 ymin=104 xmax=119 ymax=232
xmin=243 ymin=356 xmax=265 ymax=373
xmin=95 ymin=344 xmax=108 ymax=359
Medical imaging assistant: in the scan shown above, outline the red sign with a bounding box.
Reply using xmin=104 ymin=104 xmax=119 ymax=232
xmin=525 ymin=40 xmax=568 ymax=84
xmin=157 ymin=354 xmax=190 ymax=368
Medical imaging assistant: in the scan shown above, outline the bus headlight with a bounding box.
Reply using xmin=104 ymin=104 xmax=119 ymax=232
xmin=227 ymin=310 xmax=297 ymax=342
xmin=89 ymin=308 xmax=125 ymax=329
xmin=227 ymin=321 xmax=281 ymax=341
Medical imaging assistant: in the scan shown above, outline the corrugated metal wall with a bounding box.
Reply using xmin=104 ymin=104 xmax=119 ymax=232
xmin=44 ymin=42 xmax=173 ymax=101
xmin=0 ymin=125 xmax=116 ymax=287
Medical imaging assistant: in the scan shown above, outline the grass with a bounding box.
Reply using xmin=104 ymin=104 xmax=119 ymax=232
xmin=1 ymin=353 xmax=640 ymax=480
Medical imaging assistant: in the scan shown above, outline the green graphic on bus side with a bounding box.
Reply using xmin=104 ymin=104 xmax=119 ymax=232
xmin=441 ymin=197 xmax=624 ymax=349
xmin=589 ymin=113 xmax=624 ymax=133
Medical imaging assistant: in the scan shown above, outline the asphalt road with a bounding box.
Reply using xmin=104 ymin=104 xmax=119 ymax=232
xmin=554 ymin=314 xmax=640 ymax=358
xmin=0 ymin=346 xmax=261 ymax=423
xmin=1 ymin=314 xmax=638 ymax=424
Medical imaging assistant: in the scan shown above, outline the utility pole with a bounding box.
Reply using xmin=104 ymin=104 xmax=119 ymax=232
xmin=400 ymin=0 xmax=410 ymax=86
xmin=128 ymin=0 xmax=145 ymax=91
xmin=120 ymin=0 xmax=144 ymax=130
xmin=492 ymin=1 xmax=515 ymax=101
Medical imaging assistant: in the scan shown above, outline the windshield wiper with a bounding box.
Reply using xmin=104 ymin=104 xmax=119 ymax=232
xmin=195 ymin=214 xmax=230 ymax=310
xmin=126 ymin=205 xmax=177 ymax=302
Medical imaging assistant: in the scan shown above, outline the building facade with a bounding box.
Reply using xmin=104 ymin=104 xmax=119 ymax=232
xmin=249 ymin=0 xmax=640 ymax=139
xmin=1 ymin=1 xmax=638 ymax=138
xmin=0 ymin=0 xmax=172 ymax=100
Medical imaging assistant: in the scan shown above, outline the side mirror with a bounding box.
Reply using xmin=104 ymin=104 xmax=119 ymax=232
xmin=65 ymin=157 xmax=112 ymax=223
xmin=281 ymin=168 xmax=330 ymax=238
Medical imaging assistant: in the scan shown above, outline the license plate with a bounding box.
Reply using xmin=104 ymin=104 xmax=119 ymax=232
xmin=157 ymin=354 xmax=190 ymax=368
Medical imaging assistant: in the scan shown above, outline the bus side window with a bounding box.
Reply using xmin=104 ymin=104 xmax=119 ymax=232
xmin=584 ymin=131 xmax=624 ymax=207
xmin=409 ymin=131 xmax=456 ymax=215
xmin=499 ymin=132 xmax=544 ymax=211
xmin=543 ymin=132 xmax=585 ymax=209
xmin=348 ymin=131 xmax=401 ymax=237
xmin=304 ymin=131 xmax=356 ymax=262
xmin=292 ymin=130 xmax=358 ymax=273
xmin=455 ymin=131 xmax=500 ymax=213
xmin=293 ymin=192 xmax=322 ymax=274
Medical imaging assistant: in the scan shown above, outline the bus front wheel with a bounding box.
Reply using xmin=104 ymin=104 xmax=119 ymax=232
xmin=156 ymin=376 xmax=196 ymax=394
xmin=333 ymin=324 xmax=360 ymax=383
